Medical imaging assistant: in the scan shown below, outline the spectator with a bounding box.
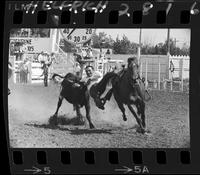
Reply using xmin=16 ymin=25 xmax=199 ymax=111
xmin=106 ymin=49 xmax=110 ymax=54
xmin=38 ymin=51 xmax=45 ymax=63
xmin=8 ymin=61 xmax=14 ymax=95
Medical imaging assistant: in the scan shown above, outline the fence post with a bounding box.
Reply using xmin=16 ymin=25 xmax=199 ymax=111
xmin=140 ymin=62 xmax=143 ymax=78
xmin=170 ymin=71 xmax=173 ymax=91
xmin=181 ymin=56 xmax=184 ymax=92
xmin=158 ymin=61 xmax=161 ymax=90
xmin=13 ymin=58 xmax=16 ymax=83
xmin=168 ymin=55 xmax=173 ymax=91
xmin=145 ymin=60 xmax=148 ymax=89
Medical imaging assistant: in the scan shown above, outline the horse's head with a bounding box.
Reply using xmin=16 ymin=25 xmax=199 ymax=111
xmin=127 ymin=57 xmax=139 ymax=79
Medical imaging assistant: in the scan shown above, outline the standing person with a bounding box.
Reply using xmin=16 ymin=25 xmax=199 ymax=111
xmin=38 ymin=51 xmax=44 ymax=63
xmin=25 ymin=58 xmax=32 ymax=83
xmin=81 ymin=48 xmax=87 ymax=59
xmin=49 ymin=53 xmax=55 ymax=76
xmin=19 ymin=61 xmax=24 ymax=83
xmin=41 ymin=63 xmax=49 ymax=87
xmin=23 ymin=60 xmax=28 ymax=84
xmin=8 ymin=61 xmax=14 ymax=95
xmin=40 ymin=52 xmax=52 ymax=87
xmin=86 ymin=47 xmax=93 ymax=59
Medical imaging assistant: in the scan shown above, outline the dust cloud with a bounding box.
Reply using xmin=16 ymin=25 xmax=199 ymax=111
xmin=8 ymin=79 xmax=137 ymax=127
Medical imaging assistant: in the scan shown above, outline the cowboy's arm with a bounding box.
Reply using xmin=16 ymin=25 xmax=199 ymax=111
xmin=90 ymin=71 xmax=102 ymax=81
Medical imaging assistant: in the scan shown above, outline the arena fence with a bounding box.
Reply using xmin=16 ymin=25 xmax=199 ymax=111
xmin=139 ymin=55 xmax=189 ymax=92
xmin=12 ymin=53 xmax=189 ymax=92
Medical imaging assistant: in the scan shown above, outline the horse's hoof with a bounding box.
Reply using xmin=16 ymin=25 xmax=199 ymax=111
xmin=97 ymin=105 xmax=105 ymax=110
xmin=122 ymin=115 xmax=127 ymax=121
xmin=49 ymin=115 xmax=58 ymax=126
xmin=123 ymin=117 xmax=127 ymax=121
xmin=136 ymin=127 xmax=145 ymax=134
xmin=90 ymin=124 xmax=95 ymax=129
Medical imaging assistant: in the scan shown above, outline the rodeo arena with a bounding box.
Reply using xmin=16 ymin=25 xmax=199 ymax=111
xmin=8 ymin=29 xmax=190 ymax=148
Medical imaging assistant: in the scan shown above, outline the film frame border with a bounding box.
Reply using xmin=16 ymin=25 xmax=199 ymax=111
xmin=3 ymin=0 xmax=200 ymax=174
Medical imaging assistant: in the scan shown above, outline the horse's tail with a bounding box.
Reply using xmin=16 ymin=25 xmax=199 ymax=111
xmin=97 ymin=72 xmax=117 ymax=94
xmin=51 ymin=73 xmax=65 ymax=84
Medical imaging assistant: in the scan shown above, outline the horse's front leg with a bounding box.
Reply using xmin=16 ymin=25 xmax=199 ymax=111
xmin=138 ymin=99 xmax=146 ymax=129
xmin=113 ymin=93 xmax=127 ymax=121
xmin=85 ymin=92 xmax=95 ymax=129
xmin=74 ymin=105 xmax=84 ymax=124
xmin=127 ymin=104 xmax=145 ymax=134
xmin=50 ymin=95 xmax=63 ymax=126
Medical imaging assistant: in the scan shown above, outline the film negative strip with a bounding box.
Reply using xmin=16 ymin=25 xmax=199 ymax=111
xmin=2 ymin=0 xmax=200 ymax=174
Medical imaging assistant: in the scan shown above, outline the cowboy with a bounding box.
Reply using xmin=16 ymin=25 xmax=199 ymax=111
xmin=73 ymin=65 xmax=104 ymax=109
xmin=82 ymin=65 xmax=104 ymax=109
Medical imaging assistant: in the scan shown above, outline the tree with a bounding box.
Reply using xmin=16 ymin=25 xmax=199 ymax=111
xmin=120 ymin=35 xmax=131 ymax=54
xmin=92 ymin=32 xmax=113 ymax=48
xmin=141 ymin=38 xmax=190 ymax=55
xmin=113 ymin=35 xmax=122 ymax=54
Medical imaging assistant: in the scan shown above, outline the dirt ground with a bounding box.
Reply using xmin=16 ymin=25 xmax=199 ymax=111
xmin=8 ymin=78 xmax=190 ymax=148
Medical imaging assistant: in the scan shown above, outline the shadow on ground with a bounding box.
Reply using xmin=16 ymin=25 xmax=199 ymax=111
xmin=69 ymin=128 xmax=113 ymax=135
xmin=25 ymin=122 xmax=113 ymax=135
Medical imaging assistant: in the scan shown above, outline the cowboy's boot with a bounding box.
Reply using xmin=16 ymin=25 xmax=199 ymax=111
xmin=94 ymin=95 xmax=105 ymax=110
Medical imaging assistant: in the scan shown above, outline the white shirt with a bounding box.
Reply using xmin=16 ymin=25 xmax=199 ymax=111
xmin=38 ymin=54 xmax=44 ymax=62
xmin=81 ymin=71 xmax=103 ymax=90
xmin=82 ymin=50 xmax=87 ymax=57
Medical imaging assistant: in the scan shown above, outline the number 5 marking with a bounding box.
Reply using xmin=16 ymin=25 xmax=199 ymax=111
xmin=44 ymin=167 xmax=51 ymax=174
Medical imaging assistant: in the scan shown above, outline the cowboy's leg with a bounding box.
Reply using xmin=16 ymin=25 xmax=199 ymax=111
xmin=101 ymin=75 xmax=121 ymax=104
xmin=90 ymin=84 xmax=104 ymax=110
xmin=84 ymin=90 xmax=95 ymax=129
xmin=101 ymin=88 xmax=113 ymax=105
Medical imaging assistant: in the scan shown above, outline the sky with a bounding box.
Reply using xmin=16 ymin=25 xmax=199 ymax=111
xmin=96 ymin=29 xmax=190 ymax=48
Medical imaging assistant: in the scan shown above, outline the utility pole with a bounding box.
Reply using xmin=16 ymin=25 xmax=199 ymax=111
xmin=167 ymin=28 xmax=173 ymax=90
xmin=137 ymin=28 xmax=142 ymax=65
xmin=167 ymin=28 xmax=170 ymax=56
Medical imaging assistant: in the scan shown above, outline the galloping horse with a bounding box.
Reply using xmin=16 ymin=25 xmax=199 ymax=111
xmin=94 ymin=59 xmax=150 ymax=133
